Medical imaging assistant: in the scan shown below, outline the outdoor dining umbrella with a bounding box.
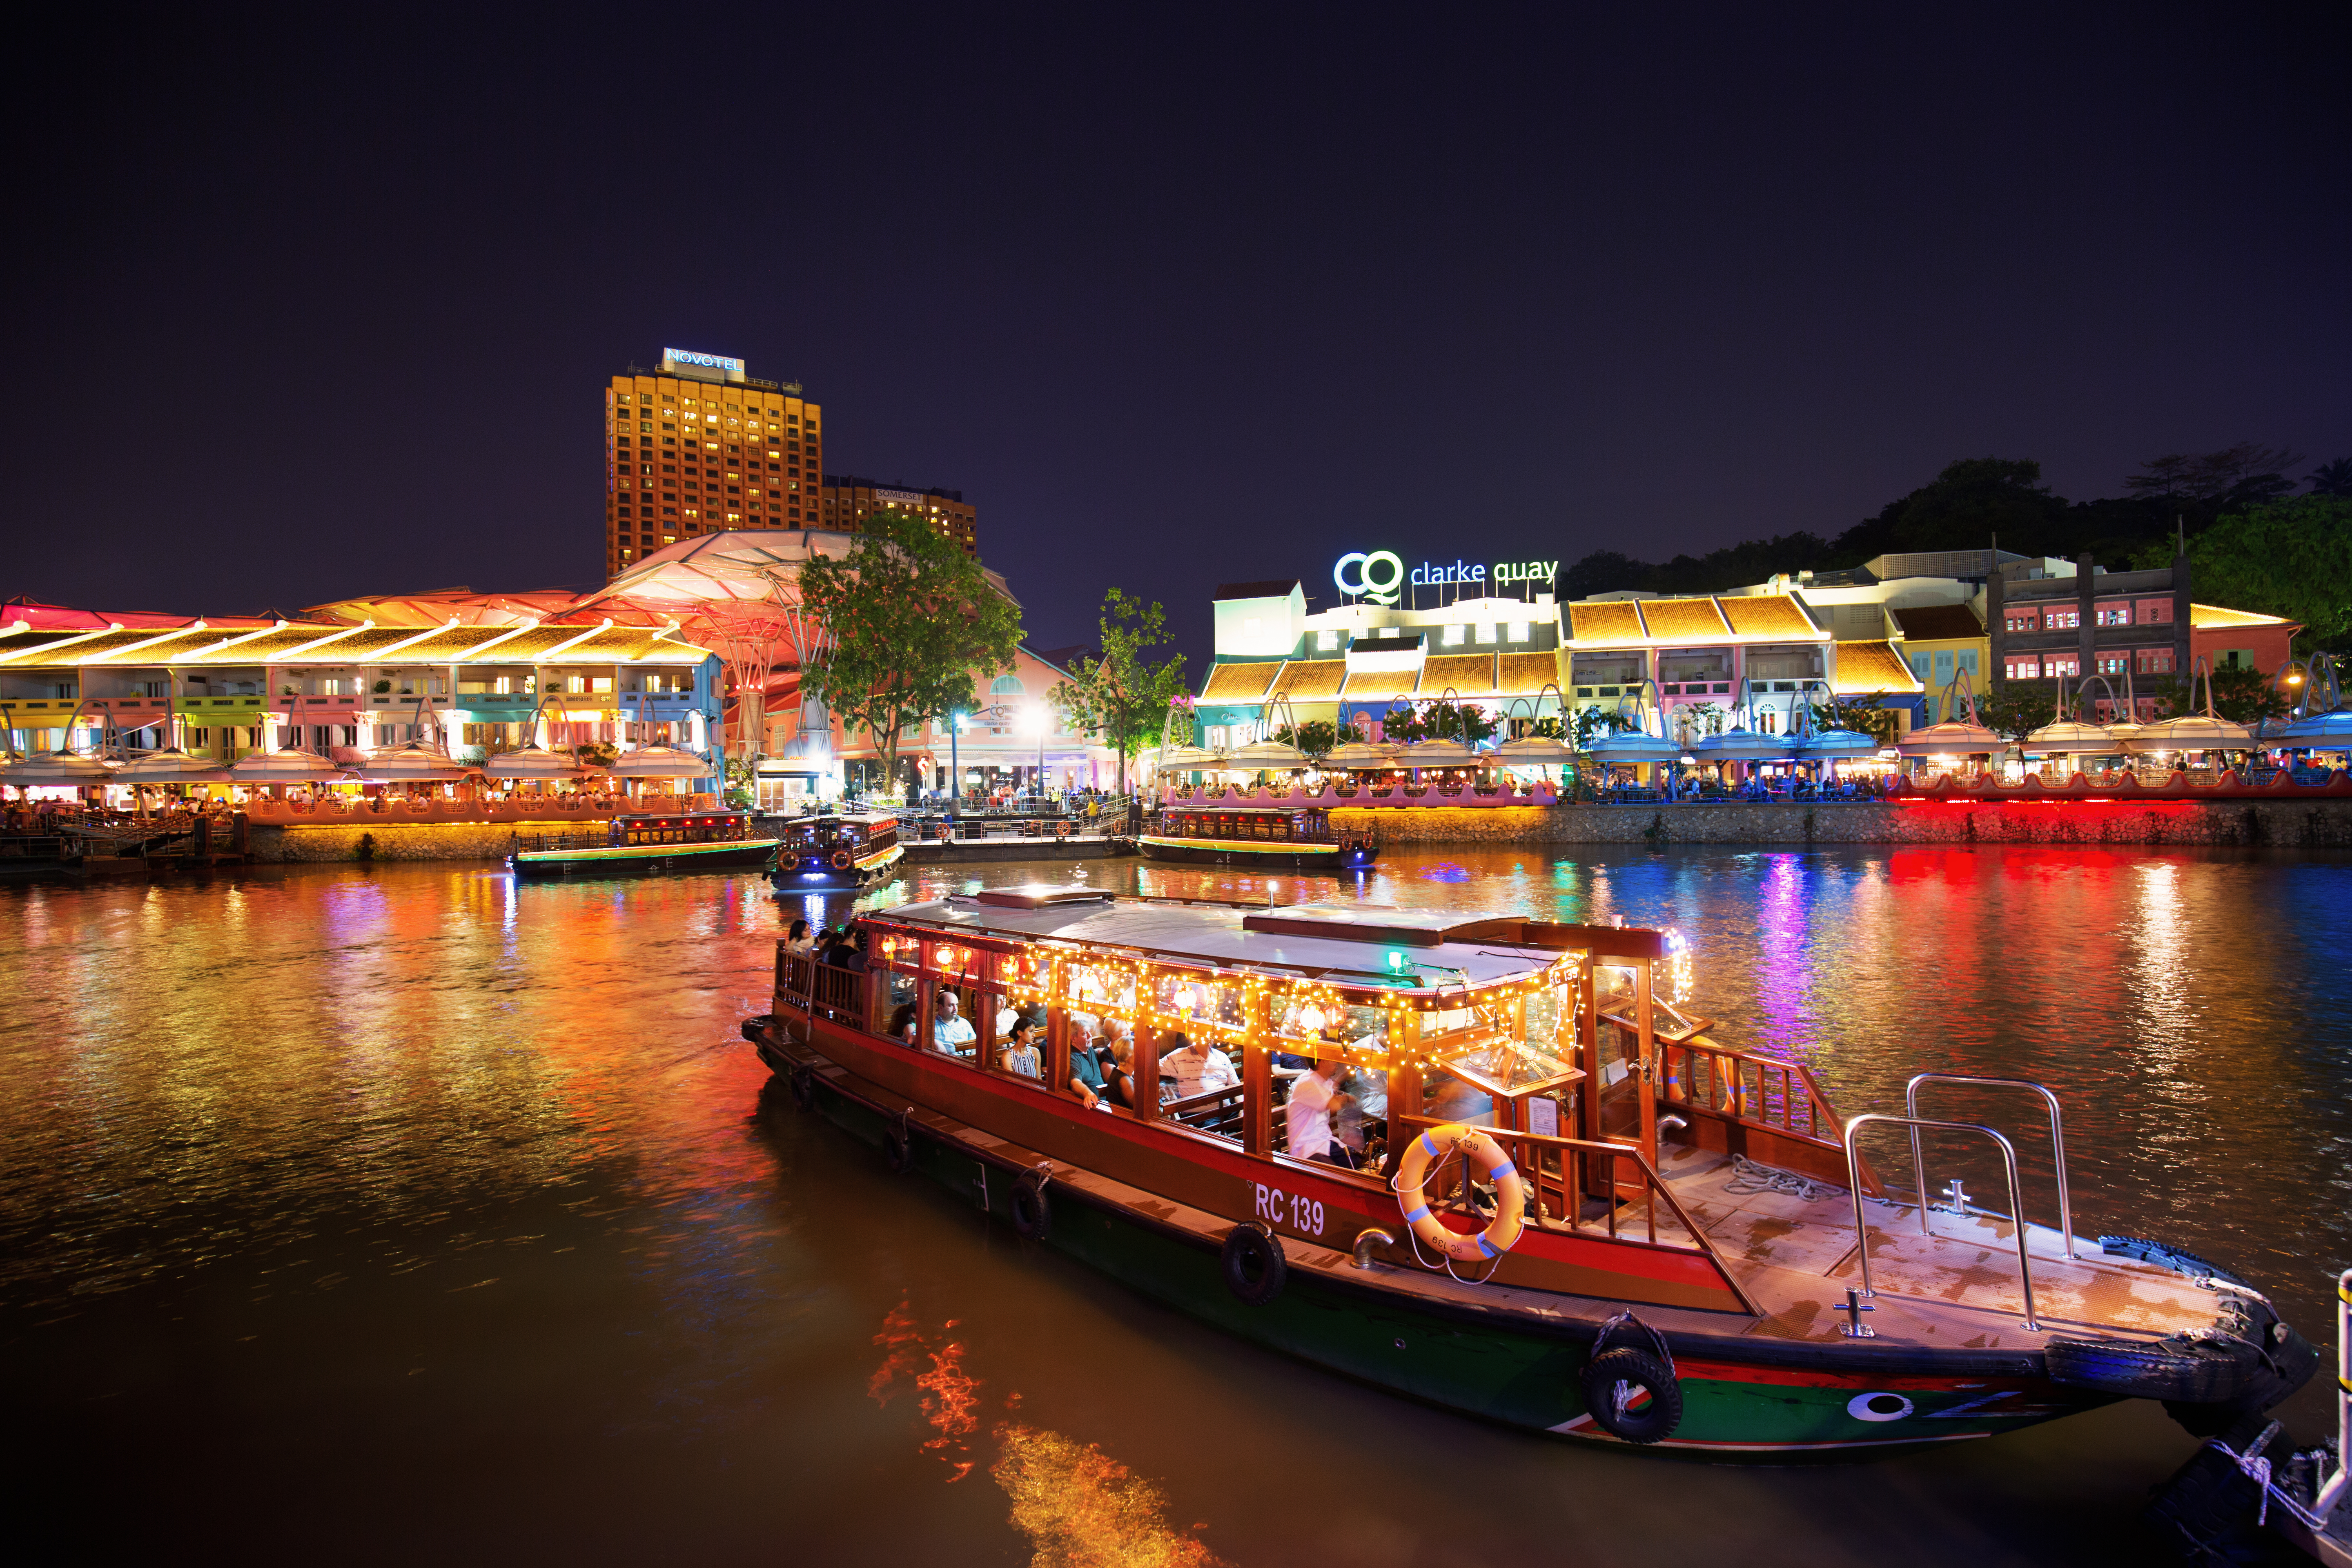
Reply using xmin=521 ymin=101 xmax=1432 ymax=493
xmin=113 ymin=748 xmax=234 ymax=784
xmin=605 ymin=743 xmax=711 ymax=778
xmin=1396 ymin=737 xmax=1481 ymax=768
xmin=1224 ymin=737 xmax=1312 ymax=770
xmin=0 ymin=751 xmax=120 ymax=787
xmin=2125 ymin=712 xmax=2252 ymax=754
xmin=1320 ymin=740 xmax=1398 ymax=769
xmin=229 ymin=746 xmax=347 ymax=782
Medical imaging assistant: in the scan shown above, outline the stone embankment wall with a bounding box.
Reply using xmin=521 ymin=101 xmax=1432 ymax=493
xmin=1331 ymin=802 xmax=2352 ymax=848
xmin=248 ymin=822 xmax=566 ymax=862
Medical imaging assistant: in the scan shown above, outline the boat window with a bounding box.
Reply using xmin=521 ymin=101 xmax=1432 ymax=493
xmin=1154 ymin=971 xmax=1244 ymax=1042
xmin=926 ymin=944 xmax=993 ymax=1062
xmin=869 ymin=935 xmax=918 ymax=1041
xmin=1069 ymin=961 xmax=1138 ymax=1024
xmin=1270 ymin=992 xmax=1388 ymax=1055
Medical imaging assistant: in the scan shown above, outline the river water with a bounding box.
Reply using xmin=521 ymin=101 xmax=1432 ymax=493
xmin=3 ymin=846 xmax=2346 ymax=1564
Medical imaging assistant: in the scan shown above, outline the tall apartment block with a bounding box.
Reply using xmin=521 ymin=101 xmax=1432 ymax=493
xmin=817 ymin=475 xmax=978 ymax=556
xmin=604 ymin=348 xmax=823 ymax=578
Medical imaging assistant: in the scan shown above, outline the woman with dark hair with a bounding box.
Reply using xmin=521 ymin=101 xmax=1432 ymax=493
xmin=784 ymin=918 xmax=815 ymax=953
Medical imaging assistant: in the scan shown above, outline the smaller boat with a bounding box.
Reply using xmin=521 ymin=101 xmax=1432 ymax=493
xmin=508 ymin=808 xmax=779 ymax=878
xmin=1140 ymin=804 xmax=1378 ymax=871
xmin=768 ymin=811 xmax=905 ymax=892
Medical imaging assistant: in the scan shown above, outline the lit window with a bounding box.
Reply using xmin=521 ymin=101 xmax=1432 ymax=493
xmin=1442 ymin=625 xmax=1466 ymax=646
xmin=1508 ymin=621 xmax=1530 ymax=641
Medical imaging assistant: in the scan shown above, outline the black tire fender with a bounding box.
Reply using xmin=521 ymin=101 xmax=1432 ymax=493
xmin=787 ymin=1067 xmax=817 ymax=1113
xmin=882 ymin=1123 xmax=914 ymax=1175
xmin=1580 ymin=1347 xmax=1683 ymax=1444
xmin=1010 ymin=1168 xmax=1051 ymax=1241
xmin=1221 ymin=1223 xmax=1286 ymax=1306
xmin=740 ymin=1014 xmax=773 ymax=1046
xmin=2143 ymin=1410 xmax=2279 ymax=1561
xmin=2044 ymin=1334 xmax=2257 ymax=1405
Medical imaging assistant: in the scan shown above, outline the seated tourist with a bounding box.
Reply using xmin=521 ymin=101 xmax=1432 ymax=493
xmin=1336 ymin=1063 xmax=1388 ymax=1160
xmin=1102 ymin=1034 xmax=1138 ymax=1107
xmin=932 ymin=990 xmax=978 ymax=1054
xmin=1285 ymin=1056 xmax=1357 ymax=1168
xmin=1066 ymin=1034 xmax=1111 ymax=1107
xmin=998 ymin=1016 xmax=1043 ymax=1079
xmin=886 ymin=1002 xmax=918 ymax=1045
xmin=1158 ymin=1030 xmax=1237 ymax=1101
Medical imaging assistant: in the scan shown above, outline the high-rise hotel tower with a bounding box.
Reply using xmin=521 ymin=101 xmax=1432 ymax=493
xmin=604 ymin=348 xmax=822 ymax=579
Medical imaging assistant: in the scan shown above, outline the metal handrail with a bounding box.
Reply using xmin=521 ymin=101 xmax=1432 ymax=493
xmin=1904 ymin=1074 xmax=2077 ymax=1258
xmin=1842 ymin=1113 xmax=2040 ymax=1331
xmin=2321 ymin=1267 xmax=2351 ymax=1521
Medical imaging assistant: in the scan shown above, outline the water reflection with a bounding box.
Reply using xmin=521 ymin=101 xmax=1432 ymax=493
xmin=0 ymin=847 xmax=2346 ymax=1564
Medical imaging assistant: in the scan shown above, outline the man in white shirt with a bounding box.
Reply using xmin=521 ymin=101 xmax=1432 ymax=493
xmin=1285 ymin=1058 xmax=1356 ymax=1167
xmin=932 ymin=990 xmax=978 ymax=1054
xmin=1157 ymin=1031 xmax=1237 ymax=1101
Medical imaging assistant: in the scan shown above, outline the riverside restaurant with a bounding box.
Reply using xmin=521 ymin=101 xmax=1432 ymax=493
xmin=0 ymin=611 xmax=725 ymax=819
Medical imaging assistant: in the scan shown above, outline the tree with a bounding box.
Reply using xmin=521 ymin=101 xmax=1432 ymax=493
xmin=798 ymin=508 xmax=1022 ymax=786
xmin=1047 ymin=589 xmax=1188 ymax=793
xmin=1885 ymin=457 xmax=2071 ymax=554
xmin=2147 ymin=666 xmax=2291 ymax=726
xmin=2135 ymin=496 xmax=2352 ymax=649
xmin=1383 ymin=699 xmax=1498 ymax=745
xmin=2305 ymin=458 xmax=2352 ymax=499
xmin=1274 ymin=719 xmax=1338 ymax=759
xmin=1809 ymin=694 xmax=1901 ymax=746
xmin=2126 ymin=443 xmax=2305 ymax=510
xmin=1973 ymin=682 xmax=2048 ymax=744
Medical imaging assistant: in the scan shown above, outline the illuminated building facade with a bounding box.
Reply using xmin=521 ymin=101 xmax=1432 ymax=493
xmin=604 ymin=349 xmax=823 ymax=579
xmin=818 ymin=477 xmax=978 ymax=556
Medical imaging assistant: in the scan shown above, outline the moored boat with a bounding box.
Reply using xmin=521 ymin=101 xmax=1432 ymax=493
xmin=508 ymin=808 xmax=778 ymax=877
xmin=768 ymin=810 xmax=904 ymax=892
xmin=1139 ymin=804 xmax=1378 ymax=871
xmin=744 ymin=887 xmax=2315 ymax=1455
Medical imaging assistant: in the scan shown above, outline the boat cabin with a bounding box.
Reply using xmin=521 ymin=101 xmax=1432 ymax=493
xmin=780 ymin=890 xmax=1847 ymax=1276
xmin=778 ymin=811 xmax=899 ymax=860
xmin=609 ymin=809 xmax=756 ymax=846
xmin=1157 ymin=806 xmax=1339 ymax=844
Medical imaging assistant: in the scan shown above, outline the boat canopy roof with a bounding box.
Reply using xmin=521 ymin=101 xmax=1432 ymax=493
xmin=865 ymin=888 xmax=1668 ymax=993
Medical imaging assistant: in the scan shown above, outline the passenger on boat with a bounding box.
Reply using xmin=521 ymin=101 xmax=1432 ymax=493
xmin=1285 ymin=1058 xmax=1358 ymax=1168
xmin=1103 ymin=1034 xmax=1138 ymax=1107
xmin=1336 ymin=1064 xmax=1388 ymax=1159
xmin=999 ymin=1017 xmax=1043 ymax=1080
xmin=784 ymin=918 xmax=815 ymax=953
xmin=1427 ymin=1071 xmax=1494 ymax=1127
xmin=886 ymin=1002 xmax=918 ymax=1046
xmin=932 ymin=991 xmax=978 ymax=1053
xmin=1158 ymin=1031 xmax=1237 ymax=1100
xmin=1065 ymin=1028 xmax=1111 ymax=1108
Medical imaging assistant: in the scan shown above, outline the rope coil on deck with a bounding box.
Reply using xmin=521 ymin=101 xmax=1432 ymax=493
xmin=1723 ymin=1153 xmax=1829 ymax=1203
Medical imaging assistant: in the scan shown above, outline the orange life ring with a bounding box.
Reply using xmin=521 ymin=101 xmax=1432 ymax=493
xmin=1393 ymin=1125 xmax=1526 ymax=1262
xmin=829 ymin=849 xmax=853 ymax=871
xmin=1055 ymin=820 xmax=1073 ymax=839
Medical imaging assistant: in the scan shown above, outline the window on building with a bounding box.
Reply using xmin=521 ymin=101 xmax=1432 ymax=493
xmin=2096 ymin=605 xmax=2130 ymax=627
xmin=1475 ymin=622 xmax=1498 ymax=644
xmin=990 ymin=675 xmax=1025 ymax=697
xmin=1441 ymin=625 xmax=1466 ymax=646
xmin=2046 ymin=656 xmax=2080 ymax=678
xmin=1316 ymin=629 xmax=1338 ymax=650
xmin=2045 ymin=609 xmax=2080 ymax=630
xmin=2138 ymin=600 xmax=2174 ymax=624
xmin=2005 ymin=613 xmax=2038 ymax=633
xmin=2006 ymin=658 xmax=2040 ymax=680
xmin=2097 ymin=655 xmax=2127 ymax=675
xmin=1507 ymin=621 xmax=1530 ymax=641
xmin=2136 ymin=649 xmax=2175 ymax=675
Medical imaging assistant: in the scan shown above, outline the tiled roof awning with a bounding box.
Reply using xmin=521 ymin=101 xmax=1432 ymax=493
xmin=1495 ymin=652 xmax=1566 ymax=694
xmin=1271 ymin=660 xmax=1345 ymax=699
xmin=1200 ymin=661 xmax=1281 ymax=701
xmin=1832 ymin=639 xmax=1924 ymax=695
xmin=1420 ymin=653 xmax=1496 ymax=695
xmin=1718 ymin=595 xmax=1820 ymax=638
xmin=1638 ymin=598 xmax=1731 ymax=640
xmin=1567 ymin=602 xmax=1646 ymax=643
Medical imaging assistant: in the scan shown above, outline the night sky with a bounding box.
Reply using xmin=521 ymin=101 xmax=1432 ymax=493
xmin=9 ymin=6 xmax=2347 ymax=666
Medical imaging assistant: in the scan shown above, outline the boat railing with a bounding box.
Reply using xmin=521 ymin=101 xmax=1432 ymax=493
xmin=808 ymin=960 xmax=864 ymax=1026
xmin=512 ymin=830 xmax=610 ymax=853
xmin=1389 ymin=1111 xmax=1755 ymax=1295
xmin=1904 ymin=1074 xmax=2076 ymax=1258
xmin=1659 ymin=1038 xmax=1871 ymax=1190
xmin=1164 ymin=1083 xmax=1246 ymax=1138
xmin=1841 ymin=1113 xmax=2040 ymax=1331
xmin=777 ymin=950 xmax=813 ymax=1013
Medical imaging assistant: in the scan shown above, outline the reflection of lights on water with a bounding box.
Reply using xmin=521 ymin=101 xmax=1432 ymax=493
xmin=1663 ymin=926 xmax=1694 ymax=1005
xmin=869 ymin=1298 xmax=1228 ymax=1563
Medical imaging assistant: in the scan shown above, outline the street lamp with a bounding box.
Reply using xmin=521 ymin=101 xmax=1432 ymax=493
xmin=948 ymin=709 xmax=966 ymax=821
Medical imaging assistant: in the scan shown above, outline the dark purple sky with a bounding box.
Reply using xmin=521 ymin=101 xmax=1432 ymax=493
xmin=8 ymin=6 xmax=2347 ymax=666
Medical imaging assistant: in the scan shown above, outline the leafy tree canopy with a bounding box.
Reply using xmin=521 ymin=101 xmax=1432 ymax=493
xmin=1383 ymin=700 xmax=1498 ymax=746
xmin=1048 ymin=588 xmax=1187 ymax=791
xmin=2130 ymin=496 xmax=2352 ymax=650
xmin=797 ymin=508 xmax=1023 ymax=782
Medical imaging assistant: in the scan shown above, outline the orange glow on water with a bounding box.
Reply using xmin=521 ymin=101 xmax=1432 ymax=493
xmin=869 ymin=1301 xmax=1227 ymax=1562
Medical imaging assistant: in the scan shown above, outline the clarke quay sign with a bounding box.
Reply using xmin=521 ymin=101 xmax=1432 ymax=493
xmin=1332 ymin=551 xmax=1559 ymax=607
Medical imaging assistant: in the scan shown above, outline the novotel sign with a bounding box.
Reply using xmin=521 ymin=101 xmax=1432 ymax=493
xmin=660 ymin=347 xmax=746 ymax=381
xmin=1333 ymin=551 xmax=1559 ymax=606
